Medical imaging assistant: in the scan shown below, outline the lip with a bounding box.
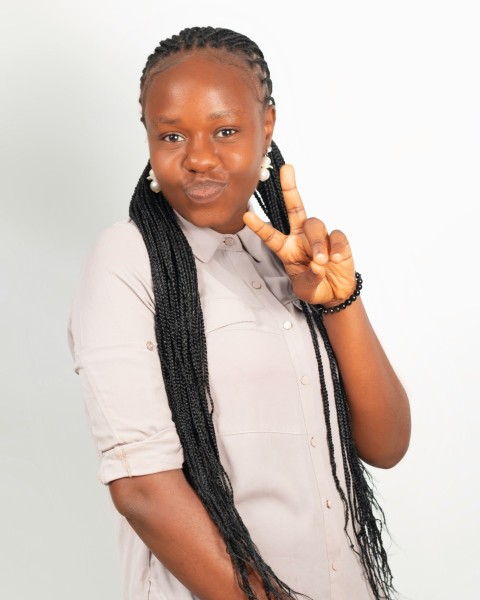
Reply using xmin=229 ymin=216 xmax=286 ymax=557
xmin=183 ymin=180 xmax=227 ymax=203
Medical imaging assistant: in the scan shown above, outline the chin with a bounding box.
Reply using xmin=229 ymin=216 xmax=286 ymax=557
xmin=186 ymin=206 xmax=246 ymax=234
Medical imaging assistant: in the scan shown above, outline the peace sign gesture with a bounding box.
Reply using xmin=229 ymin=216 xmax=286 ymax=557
xmin=243 ymin=164 xmax=357 ymax=307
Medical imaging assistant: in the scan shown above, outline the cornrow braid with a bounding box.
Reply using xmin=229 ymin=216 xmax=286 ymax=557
xmin=130 ymin=26 xmax=395 ymax=600
xmin=139 ymin=26 xmax=274 ymax=121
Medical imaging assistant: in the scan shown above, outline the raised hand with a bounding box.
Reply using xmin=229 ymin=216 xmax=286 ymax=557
xmin=243 ymin=164 xmax=357 ymax=306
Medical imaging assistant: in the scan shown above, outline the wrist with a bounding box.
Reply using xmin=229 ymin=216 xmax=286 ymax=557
xmin=317 ymin=272 xmax=363 ymax=315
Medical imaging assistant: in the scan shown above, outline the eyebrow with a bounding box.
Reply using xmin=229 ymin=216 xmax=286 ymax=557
xmin=207 ymin=109 xmax=242 ymax=121
xmin=152 ymin=109 xmax=243 ymax=125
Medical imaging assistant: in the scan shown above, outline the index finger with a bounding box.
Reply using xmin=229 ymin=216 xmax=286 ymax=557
xmin=243 ymin=210 xmax=287 ymax=254
xmin=280 ymin=164 xmax=307 ymax=235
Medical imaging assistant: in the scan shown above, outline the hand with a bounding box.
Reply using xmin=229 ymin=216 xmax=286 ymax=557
xmin=243 ymin=164 xmax=356 ymax=306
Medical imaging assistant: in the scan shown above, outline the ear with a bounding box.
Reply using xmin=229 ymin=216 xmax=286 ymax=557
xmin=263 ymin=104 xmax=276 ymax=151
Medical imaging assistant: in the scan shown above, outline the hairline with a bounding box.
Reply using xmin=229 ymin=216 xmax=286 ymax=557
xmin=140 ymin=47 xmax=269 ymax=122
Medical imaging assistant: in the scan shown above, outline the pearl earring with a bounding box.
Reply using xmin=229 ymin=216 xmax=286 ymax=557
xmin=147 ymin=169 xmax=161 ymax=193
xmin=259 ymin=146 xmax=273 ymax=182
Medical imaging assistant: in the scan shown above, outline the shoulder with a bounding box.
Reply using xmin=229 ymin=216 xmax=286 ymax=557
xmin=68 ymin=219 xmax=155 ymax=359
xmin=86 ymin=219 xmax=148 ymax=269
xmin=75 ymin=218 xmax=153 ymax=300
xmin=79 ymin=219 xmax=150 ymax=276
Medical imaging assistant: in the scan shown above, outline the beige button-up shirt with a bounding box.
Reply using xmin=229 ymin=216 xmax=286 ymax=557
xmin=68 ymin=212 xmax=375 ymax=600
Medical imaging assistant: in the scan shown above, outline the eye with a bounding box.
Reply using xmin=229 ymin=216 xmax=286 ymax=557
xmin=216 ymin=128 xmax=237 ymax=138
xmin=161 ymin=133 xmax=185 ymax=143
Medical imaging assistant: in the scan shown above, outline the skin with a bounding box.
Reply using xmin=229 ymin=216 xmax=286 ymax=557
xmin=110 ymin=48 xmax=411 ymax=599
xmin=144 ymin=49 xmax=275 ymax=234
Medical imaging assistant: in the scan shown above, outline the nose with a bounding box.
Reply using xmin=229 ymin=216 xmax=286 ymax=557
xmin=183 ymin=135 xmax=219 ymax=173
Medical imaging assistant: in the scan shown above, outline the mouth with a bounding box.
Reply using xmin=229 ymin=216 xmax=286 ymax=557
xmin=183 ymin=180 xmax=227 ymax=203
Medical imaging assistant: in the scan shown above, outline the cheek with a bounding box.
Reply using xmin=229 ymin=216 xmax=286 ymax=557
xmin=149 ymin=149 xmax=180 ymax=181
xmin=228 ymin=146 xmax=262 ymax=180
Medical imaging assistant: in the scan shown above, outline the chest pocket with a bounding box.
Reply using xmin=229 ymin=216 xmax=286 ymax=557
xmin=201 ymin=296 xmax=258 ymax=333
xmin=201 ymin=295 xmax=303 ymax=435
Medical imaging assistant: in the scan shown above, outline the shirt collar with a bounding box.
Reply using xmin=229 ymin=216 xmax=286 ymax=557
xmin=237 ymin=224 xmax=264 ymax=263
xmin=174 ymin=207 xmax=265 ymax=264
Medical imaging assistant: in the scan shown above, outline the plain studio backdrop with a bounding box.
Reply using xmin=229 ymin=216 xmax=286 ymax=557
xmin=1 ymin=1 xmax=478 ymax=598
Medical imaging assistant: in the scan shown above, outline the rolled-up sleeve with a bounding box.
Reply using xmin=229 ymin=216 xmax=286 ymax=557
xmin=67 ymin=220 xmax=184 ymax=485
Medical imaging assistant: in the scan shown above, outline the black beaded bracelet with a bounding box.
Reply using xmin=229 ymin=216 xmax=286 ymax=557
xmin=317 ymin=272 xmax=363 ymax=315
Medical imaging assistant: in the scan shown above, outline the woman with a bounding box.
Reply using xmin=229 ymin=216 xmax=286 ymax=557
xmin=68 ymin=26 xmax=410 ymax=600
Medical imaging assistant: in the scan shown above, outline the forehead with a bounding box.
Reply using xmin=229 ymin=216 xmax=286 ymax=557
xmin=142 ymin=49 xmax=264 ymax=120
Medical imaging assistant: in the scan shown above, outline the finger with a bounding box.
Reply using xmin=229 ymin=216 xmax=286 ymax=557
xmin=328 ymin=229 xmax=352 ymax=263
xmin=294 ymin=260 xmax=330 ymax=302
xmin=303 ymin=217 xmax=330 ymax=264
xmin=280 ymin=164 xmax=307 ymax=235
xmin=243 ymin=211 xmax=287 ymax=254
xmin=304 ymin=263 xmax=326 ymax=284
xmin=309 ymin=260 xmax=327 ymax=277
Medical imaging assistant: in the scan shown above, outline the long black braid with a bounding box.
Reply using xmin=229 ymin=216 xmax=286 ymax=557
xmin=129 ymin=26 xmax=395 ymax=600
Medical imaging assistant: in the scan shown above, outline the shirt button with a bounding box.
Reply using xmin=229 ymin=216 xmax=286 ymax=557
xmin=326 ymin=499 xmax=332 ymax=509
xmin=310 ymin=436 xmax=317 ymax=447
xmin=300 ymin=375 xmax=310 ymax=385
xmin=331 ymin=561 xmax=338 ymax=572
xmin=146 ymin=341 xmax=155 ymax=351
xmin=251 ymin=281 xmax=262 ymax=289
xmin=224 ymin=237 xmax=234 ymax=246
xmin=283 ymin=320 xmax=293 ymax=330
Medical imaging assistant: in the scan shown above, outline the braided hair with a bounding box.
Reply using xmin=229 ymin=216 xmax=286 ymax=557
xmin=129 ymin=26 xmax=395 ymax=600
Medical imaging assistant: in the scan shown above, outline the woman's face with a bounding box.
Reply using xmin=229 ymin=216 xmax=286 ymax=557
xmin=143 ymin=50 xmax=275 ymax=234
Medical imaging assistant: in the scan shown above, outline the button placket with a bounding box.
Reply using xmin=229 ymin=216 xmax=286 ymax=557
xmin=240 ymin=262 xmax=345 ymax=583
xmin=222 ymin=248 xmax=335 ymax=537
xmin=195 ymin=230 xmax=351 ymax=587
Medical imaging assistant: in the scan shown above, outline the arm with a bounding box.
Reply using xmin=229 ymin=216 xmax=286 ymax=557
xmin=68 ymin=224 xmax=273 ymax=598
xmin=109 ymin=470 xmax=274 ymax=600
xmin=244 ymin=164 xmax=411 ymax=469
xmin=322 ymin=298 xmax=410 ymax=468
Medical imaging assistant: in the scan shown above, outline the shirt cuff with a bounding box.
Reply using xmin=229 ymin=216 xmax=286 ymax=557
xmin=99 ymin=428 xmax=184 ymax=485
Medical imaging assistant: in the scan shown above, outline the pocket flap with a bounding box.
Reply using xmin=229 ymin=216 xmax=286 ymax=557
xmin=202 ymin=297 xmax=257 ymax=333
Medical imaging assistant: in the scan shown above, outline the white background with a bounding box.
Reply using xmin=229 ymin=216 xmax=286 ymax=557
xmin=1 ymin=1 xmax=478 ymax=598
